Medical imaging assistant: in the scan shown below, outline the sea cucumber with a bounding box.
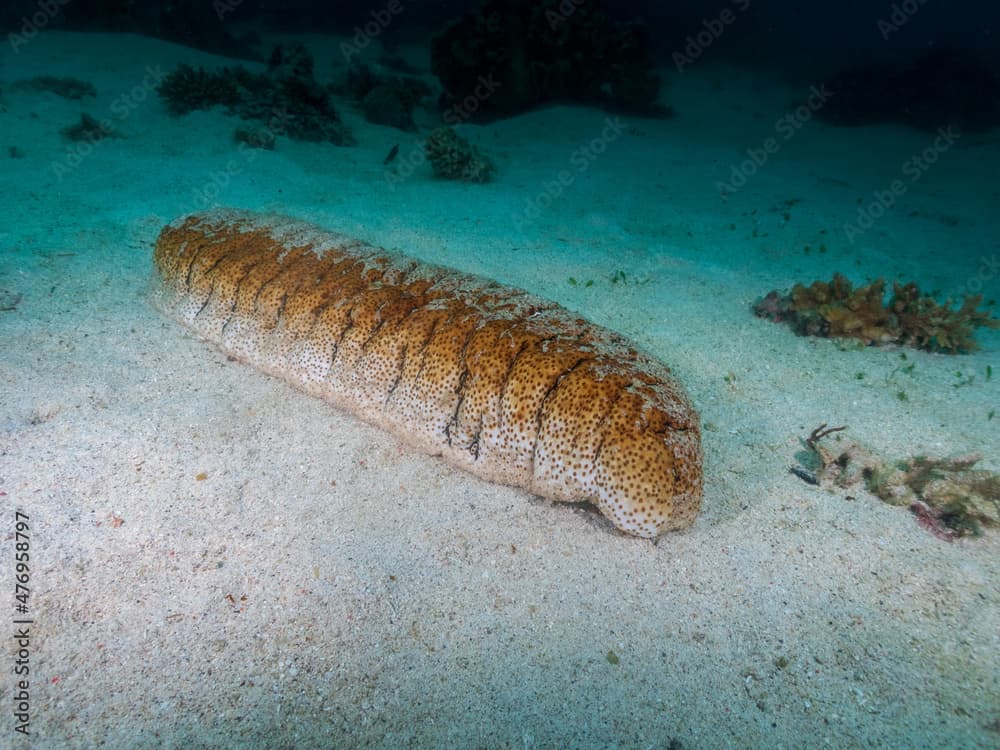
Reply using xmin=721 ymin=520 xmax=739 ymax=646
xmin=151 ymin=209 xmax=702 ymax=538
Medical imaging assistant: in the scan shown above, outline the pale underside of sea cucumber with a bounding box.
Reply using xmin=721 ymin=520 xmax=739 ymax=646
xmin=151 ymin=209 xmax=702 ymax=538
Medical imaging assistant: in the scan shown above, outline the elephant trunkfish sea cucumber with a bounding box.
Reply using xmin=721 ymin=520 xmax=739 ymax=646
xmin=151 ymin=209 xmax=702 ymax=538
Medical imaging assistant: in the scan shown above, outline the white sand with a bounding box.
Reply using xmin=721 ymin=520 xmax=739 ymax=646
xmin=1 ymin=32 xmax=997 ymax=749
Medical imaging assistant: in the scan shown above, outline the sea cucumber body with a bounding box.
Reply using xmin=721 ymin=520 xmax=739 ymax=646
xmin=152 ymin=209 xmax=702 ymax=537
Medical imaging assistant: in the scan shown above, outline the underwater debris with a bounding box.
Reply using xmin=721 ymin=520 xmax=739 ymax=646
xmin=805 ymin=423 xmax=847 ymax=451
xmin=800 ymin=426 xmax=999 ymax=539
xmin=156 ymin=64 xmax=244 ymax=115
xmin=157 ymin=42 xmax=353 ymax=145
xmin=424 ymin=127 xmax=495 ymax=183
xmin=754 ymin=273 xmax=998 ymax=354
xmin=61 ymin=113 xmax=120 ymax=142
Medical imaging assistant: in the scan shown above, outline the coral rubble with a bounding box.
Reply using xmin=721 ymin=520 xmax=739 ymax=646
xmin=423 ymin=127 xmax=495 ymax=182
xmin=801 ymin=426 xmax=999 ymax=539
xmin=157 ymin=43 xmax=353 ymax=146
xmin=754 ymin=273 xmax=998 ymax=354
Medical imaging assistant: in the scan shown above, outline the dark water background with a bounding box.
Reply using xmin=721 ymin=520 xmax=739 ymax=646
xmin=2 ymin=0 xmax=998 ymax=75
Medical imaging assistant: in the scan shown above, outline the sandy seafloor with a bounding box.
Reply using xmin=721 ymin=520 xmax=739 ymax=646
xmin=0 ymin=31 xmax=997 ymax=749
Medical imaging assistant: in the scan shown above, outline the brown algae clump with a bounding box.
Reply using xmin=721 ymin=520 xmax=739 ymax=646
xmin=754 ymin=273 xmax=998 ymax=353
